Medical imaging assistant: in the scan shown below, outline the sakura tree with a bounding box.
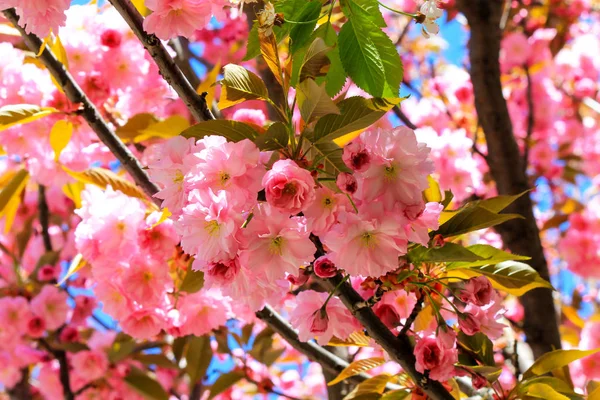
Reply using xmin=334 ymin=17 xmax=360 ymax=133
xmin=0 ymin=0 xmax=599 ymax=399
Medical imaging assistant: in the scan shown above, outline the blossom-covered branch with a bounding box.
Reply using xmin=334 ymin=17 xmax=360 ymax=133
xmin=106 ymin=0 xmax=215 ymax=122
xmin=2 ymin=8 xmax=161 ymax=204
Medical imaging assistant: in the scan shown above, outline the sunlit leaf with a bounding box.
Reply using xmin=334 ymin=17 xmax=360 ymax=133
xmin=343 ymin=374 xmax=392 ymax=399
xmin=197 ymin=61 xmax=222 ymax=107
xmin=185 ymin=335 xmax=213 ymax=385
xmin=63 ymin=167 xmax=147 ymax=201
xmin=254 ymin=122 xmax=289 ymax=151
xmin=148 ymin=208 xmax=172 ymax=229
xmin=208 ymin=371 xmax=245 ymax=399
xmin=297 ymin=79 xmax=340 ymax=124
xmin=181 ymin=120 xmax=259 ymax=142
xmin=57 ymin=253 xmax=86 ymax=286
xmin=446 ymin=245 xmax=530 ymax=269
xmin=423 ymin=175 xmax=442 ymax=203
xmin=116 ymin=113 xmax=158 ymax=142
xmin=135 ymin=116 xmax=190 ymax=142
xmin=0 ymin=169 xmax=29 ymax=233
xmin=328 ymin=331 xmax=371 ymax=347
xmin=259 ymin=31 xmax=284 ymax=87
xmin=328 ymin=357 xmax=386 ymax=386
xmin=524 ymin=348 xmax=600 ymax=378
xmin=408 ymin=243 xmax=484 ymax=264
xmin=218 ymin=64 xmax=269 ymax=109
xmin=458 ymin=332 xmax=495 ymax=366
xmin=0 ymin=104 xmax=58 ymax=131
xmin=180 ymin=268 xmax=204 ymax=293
xmin=49 ymin=120 xmax=73 ymax=161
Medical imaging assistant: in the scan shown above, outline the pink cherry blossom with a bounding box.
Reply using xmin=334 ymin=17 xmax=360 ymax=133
xmin=238 ymin=203 xmax=316 ymax=283
xmin=121 ymin=308 xmax=166 ymax=339
xmin=263 ymin=159 xmax=316 ymax=214
xmin=303 ymin=187 xmax=348 ymax=236
xmin=71 ymin=350 xmax=109 ymax=382
xmin=313 ymin=255 xmax=338 ymax=278
xmin=177 ymin=289 xmax=231 ymax=336
xmin=30 ymin=286 xmax=69 ymax=331
xmin=0 ymin=0 xmax=71 ymax=37
xmin=460 ymin=276 xmax=494 ymax=306
xmin=414 ymin=335 xmax=458 ymax=382
xmin=289 ymin=291 xmax=359 ymax=346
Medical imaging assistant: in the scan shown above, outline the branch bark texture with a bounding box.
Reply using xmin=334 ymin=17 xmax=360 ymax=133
xmin=456 ymin=0 xmax=561 ymax=358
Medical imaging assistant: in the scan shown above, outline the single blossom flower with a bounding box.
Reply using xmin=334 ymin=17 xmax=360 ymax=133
xmin=262 ymin=159 xmax=316 ymax=214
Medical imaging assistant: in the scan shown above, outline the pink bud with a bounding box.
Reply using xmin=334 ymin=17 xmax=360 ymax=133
xmin=336 ymin=172 xmax=357 ymax=195
xmin=313 ymin=256 xmax=338 ymax=278
xmin=342 ymin=140 xmax=371 ymax=172
xmin=101 ymin=29 xmax=122 ymax=48
xmin=472 ymin=374 xmax=488 ymax=389
xmin=287 ymin=269 xmax=309 ymax=285
xmin=310 ymin=309 xmax=329 ymax=334
xmin=458 ymin=313 xmax=481 ymax=336
xmin=27 ymin=316 xmax=46 ymax=338
xmin=38 ymin=265 xmax=57 ymax=282
xmin=59 ymin=326 xmax=80 ymax=343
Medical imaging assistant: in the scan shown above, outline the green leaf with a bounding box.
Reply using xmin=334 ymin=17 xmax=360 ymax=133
xmin=254 ymin=122 xmax=289 ymax=151
xmin=435 ymin=205 xmax=524 ymax=238
xmin=338 ymin=14 xmax=402 ymax=97
xmin=458 ymin=332 xmax=495 ymax=366
xmin=185 ymin=335 xmax=213 ymax=385
xmin=244 ymin=22 xmax=261 ymax=61
xmin=107 ymin=333 xmax=137 ymax=363
xmin=241 ymin=323 xmax=255 ymax=344
xmin=133 ymin=354 xmax=177 ymax=369
xmin=446 ymin=244 xmax=530 ymax=269
xmin=340 ymin=0 xmax=386 ymax=27
xmin=116 ymin=113 xmax=158 ymax=142
xmin=289 ymin=1 xmax=322 ymax=54
xmin=521 ymin=383 xmax=571 ymax=400
xmin=57 ymin=253 xmax=86 ymax=286
xmin=476 ymin=191 xmax=529 ymax=213
xmin=0 ymin=104 xmax=58 ymax=131
xmin=423 ymin=175 xmax=442 ymax=203
xmin=380 ymin=390 xmax=411 ymax=400
xmin=181 ymin=120 xmax=259 ymax=142
xmin=518 ymin=377 xmax=578 ymax=396
xmin=309 ymin=22 xmax=347 ymax=97
xmin=172 ymin=336 xmax=188 ymax=363
xmin=407 ymin=243 xmax=485 ymax=264
xmin=297 ymin=79 xmax=340 ymax=124
xmin=208 ymin=371 xmax=245 ymax=399
xmin=217 ymin=64 xmax=269 ymax=109
xmin=299 ymin=37 xmax=333 ymax=83
xmin=344 ymin=374 xmax=392 ymax=399
xmin=455 ymin=261 xmax=553 ymax=296
xmin=124 ymin=367 xmax=169 ymax=400
xmin=304 ymin=140 xmax=352 ymax=174
xmin=328 ymin=357 xmax=386 ymax=386
xmin=63 ymin=167 xmax=147 ymax=201
xmin=524 ymin=349 xmax=600 ymax=379
xmin=313 ymin=97 xmax=400 ymax=142
xmin=468 ymin=365 xmax=502 ymax=382
xmin=180 ymin=268 xmax=205 ymax=293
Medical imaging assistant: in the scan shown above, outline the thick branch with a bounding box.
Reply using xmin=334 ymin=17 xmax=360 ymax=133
xmin=456 ymin=0 xmax=561 ymax=358
xmin=106 ymin=0 xmax=215 ymax=122
xmin=3 ymin=9 xmax=161 ymax=204
xmin=316 ymin=276 xmax=454 ymax=400
xmin=255 ymin=305 xmax=401 ymax=391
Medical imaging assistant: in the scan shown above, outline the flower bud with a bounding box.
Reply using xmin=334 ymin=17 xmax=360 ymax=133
xmin=458 ymin=312 xmax=481 ymax=335
xmin=101 ymin=29 xmax=122 ymax=48
xmin=336 ymin=172 xmax=357 ymax=195
xmin=472 ymin=373 xmax=487 ymax=389
xmin=313 ymin=256 xmax=338 ymax=278
xmin=27 ymin=316 xmax=46 ymax=338
xmin=310 ymin=308 xmax=329 ymax=334
xmin=342 ymin=140 xmax=371 ymax=172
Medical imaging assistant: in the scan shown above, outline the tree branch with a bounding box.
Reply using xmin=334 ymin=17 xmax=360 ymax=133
xmin=106 ymin=0 xmax=215 ymax=122
xmin=255 ymin=305 xmax=402 ymax=391
xmin=3 ymin=8 xmax=161 ymax=204
xmin=522 ymin=64 xmax=534 ymax=170
xmin=38 ymin=185 xmax=52 ymax=253
xmin=39 ymin=338 xmax=75 ymax=400
xmin=393 ymin=106 xmax=418 ymax=130
xmin=456 ymin=0 xmax=561 ymax=359
xmin=315 ymin=276 xmax=455 ymax=400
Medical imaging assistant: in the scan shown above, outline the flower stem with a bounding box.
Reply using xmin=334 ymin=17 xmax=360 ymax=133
xmin=378 ymin=2 xmax=419 ymax=19
xmin=323 ymin=274 xmax=350 ymax=308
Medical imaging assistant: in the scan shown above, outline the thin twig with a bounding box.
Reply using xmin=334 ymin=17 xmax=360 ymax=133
xmin=38 ymin=185 xmax=52 ymax=253
xmin=106 ymin=0 xmax=215 ymax=122
xmin=255 ymin=305 xmax=402 ymax=390
xmin=398 ymin=293 xmax=423 ymax=337
xmin=38 ymin=338 xmax=75 ymax=400
xmin=244 ymin=374 xmax=302 ymax=400
xmin=522 ymin=64 xmax=534 ymax=170
xmin=3 ymin=8 xmax=161 ymax=204
xmin=393 ymin=106 xmax=418 ymax=130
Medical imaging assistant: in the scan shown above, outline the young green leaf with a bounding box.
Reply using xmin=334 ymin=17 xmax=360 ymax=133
xmin=289 ymin=0 xmax=322 ymax=54
xmin=435 ymin=205 xmax=524 ymax=238
xmin=312 ymin=97 xmax=401 ymax=142
xmin=181 ymin=120 xmax=259 ymax=142
xmin=218 ymin=64 xmax=269 ymax=109
xmin=208 ymin=371 xmax=246 ymax=399
xmin=254 ymin=122 xmax=289 ymax=151
xmin=455 ymin=261 xmax=553 ymax=296
xmin=49 ymin=120 xmax=73 ymax=161
xmin=340 ymin=0 xmax=386 ymax=27
xmin=297 ymin=79 xmax=340 ymax=124
xmin=344 ymin=374 xmax=393 ymax=399
xmin=299 ymin=37 xmax=333 ymax=83
xmin=303 ymin=140 xmax=352 ymax=174
xmin=446 ymin=244 xmax=530 ymax=269
xmin=523 ymin=348 xmax=600 ymax=379
xmin=407 ymin=243 xmax=485 ymax=264
xmin=62 ymin=167 xmax=147 ymax=201
xmin=458 ymin=332 xmax=495 ymax=366
xmin=338 ymin=13 xmax=402 ymax=97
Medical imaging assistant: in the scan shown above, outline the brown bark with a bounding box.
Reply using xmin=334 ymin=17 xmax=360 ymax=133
xmin=456 ymin=0 xmax=561 ymax=359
